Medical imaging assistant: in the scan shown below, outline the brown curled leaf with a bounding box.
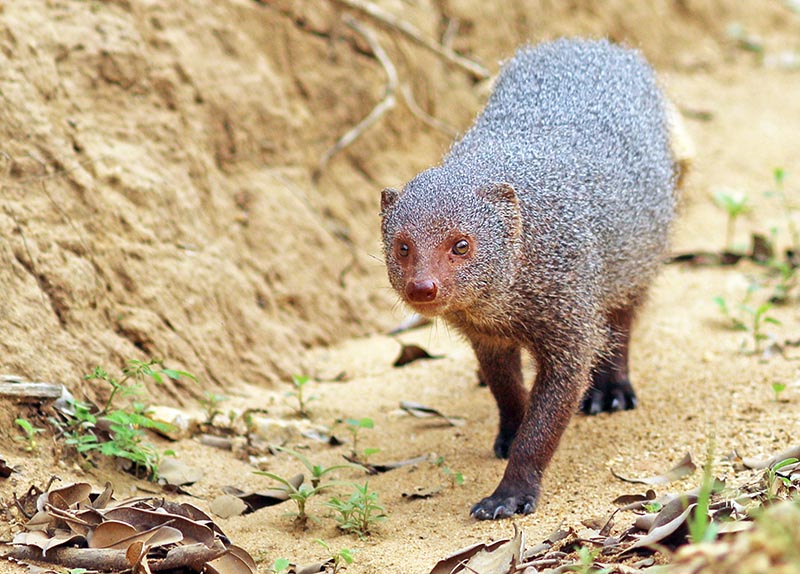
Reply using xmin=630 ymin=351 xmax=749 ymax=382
xmin=611 ymin=452 xmax=696 ymax=485
xmin=393 ymin=344 xmax=442 ymax=367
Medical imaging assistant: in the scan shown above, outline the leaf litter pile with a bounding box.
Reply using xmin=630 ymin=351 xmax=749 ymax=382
xmin=429 ymin=445 xmax=800 ymax=574
xmin=2 ymin=480 xmax=255 ymax=573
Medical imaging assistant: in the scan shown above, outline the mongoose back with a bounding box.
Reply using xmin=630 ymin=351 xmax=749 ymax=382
xmin=380 ymin=38 xmax=677 ymax=520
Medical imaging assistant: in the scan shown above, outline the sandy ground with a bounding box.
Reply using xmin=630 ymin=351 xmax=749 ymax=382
xmin=2 ymin=1 xmax=800 ymax=573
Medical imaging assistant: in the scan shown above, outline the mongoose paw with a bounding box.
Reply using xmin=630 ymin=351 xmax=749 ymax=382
xmin=493 ymin=431 xmax=516 ymax=459
xmin=580 ymin=378 xmax=637 ymax=415
xmin=470 ymin=492 xmax=537 ymax=520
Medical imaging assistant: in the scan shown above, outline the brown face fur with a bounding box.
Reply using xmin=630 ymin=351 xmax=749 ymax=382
xmin=390 ymin=230 xmax=477 ymax=316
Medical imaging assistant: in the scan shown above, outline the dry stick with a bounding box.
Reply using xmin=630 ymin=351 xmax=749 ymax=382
xmin=400 ymin=83 xmax=458 ymax=137
xmin=314 ymin=16 xmax=398 ymax=180
xmin=328 ymin=0 xmax=489 ymax=80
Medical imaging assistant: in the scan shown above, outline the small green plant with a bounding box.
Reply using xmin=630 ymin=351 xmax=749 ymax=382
xmin=712 ymin=189 xmax=750 ymax=252
xmin=566 ymin=545 xmax=611 ymax=574
xmin=198 ymin=391 xmax=228 ymax=425
xmin=343 ymin=417 xmax=379 ymax=462
xmin=15 ymin=418 xmax=45 ymax=452
xmin=765 ymin=457 xmax=799 ymax=503
xmin=745 ymin=302 xmax=781 ymax=354
xmin=767 ymin=168 xmax=800 ymax=253
xmin=713 ymin=285 xmax=781 ymax=354
xmin=642 ymin=501 xmax=663 ymax=514
xmin=326 ymin=482 xmax=387 ymax=538
xmin=254 ymin=470 xmax=341 ymax=525
xmin=768 ymin=260 xmax=798 ymax=304
xmin=772 ymin=381 xmax=787 ymax=401
xmin=270 ymin=558 xmax=290 ymax=574
xmin=64 ymin=404 xmax=175 ymax=480
xmin=275 ymin=446 xmax=365 ymax=487
xmin=435 ymin=456 xmax=465 ymax=487
xmin=86 ymin=359 xmax=196 ymax=415
xmin=315 ymin=539 xmax=355 ymax=574
xmin=54 ymin=360 xmax=193 ymax=481
xmin=286 ymin=374 xmax=317 ymax=418
xmin=688 ymin=441 xmax=719 ymax=544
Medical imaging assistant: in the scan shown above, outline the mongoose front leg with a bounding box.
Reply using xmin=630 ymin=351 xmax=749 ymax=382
xmin=471 ymin=349 xmax=591 ymax=520
xmin=581 ymin=306 xmax=637 ymax=414
xmin=471 ymin=339 xmax=527 ymax=459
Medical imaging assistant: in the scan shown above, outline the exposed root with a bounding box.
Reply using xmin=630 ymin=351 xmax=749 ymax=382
xmin=314 ymin=16 xmax=398 ymax=180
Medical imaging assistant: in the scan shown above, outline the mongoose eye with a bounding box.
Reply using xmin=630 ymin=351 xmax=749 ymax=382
xmin=398 ymin=243 xmax=409 ymax=257
xmin=452 ymin=239 xmax=470 ymax=256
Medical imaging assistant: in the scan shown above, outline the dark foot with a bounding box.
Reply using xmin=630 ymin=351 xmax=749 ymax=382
xmin=580 ymin=378 xmax=637 ymax=415
xmin=470 ymin=491 xmax=538 ymax=520
xmin=493 ymin=429 xmax=516 ymax=459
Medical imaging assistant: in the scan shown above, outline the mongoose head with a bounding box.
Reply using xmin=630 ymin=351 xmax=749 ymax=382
xmin=380 ymin=170 xmax=522 ymax=318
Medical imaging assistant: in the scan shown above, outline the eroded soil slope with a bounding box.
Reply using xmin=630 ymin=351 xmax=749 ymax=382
xmin=2 ymin=1 xmax=800 ymax=573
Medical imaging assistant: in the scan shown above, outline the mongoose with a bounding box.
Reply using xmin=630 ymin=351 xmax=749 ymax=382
xmin=380 ymin=39 xmax=677 ymax=520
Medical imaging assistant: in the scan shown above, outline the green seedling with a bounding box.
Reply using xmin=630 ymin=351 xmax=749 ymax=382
xmin=198 ymin=392 xmax=228 ymax=425
xmin=745 ymin=302 xmax=781 ymax=354
xmin=271 ymin=558 xmax=290 ymax=574
xmin=315 ymin=539 xmax=355 ymax=574
xmin=275 ymin=446 xmax=365 ymax=487
xmin=772 ymin=381 xmax=787 ymax=401
xmin=65 ymin=405 xmax=175 ymax=481
xmin=642 ymin=501 xmax=663 ymax=514
xmin=566 ymin=545 xmax=611 ymax=574
xmin=726 ymin=23 xmax=765 ymax=55
xmin=767 ymin=168 xmax=800 ymax=253
xmin=343 ymin=417 xmax=378 ymax=462
xmin=712 ymin=189 xmax=750 ymax=252
xmin=765 ymin=457 xmax=799 ymax=503
xmin=286 ymin=374 xmax=317 ymax=418
xmin=688 ymin=441 xmax=719 ymax=544
xmin=435 ymin=456 xmax=465 ymax=487
xmin=713 ymin=287 xmax=781 ymax=354
xmin=86 ymin=358 xmax=195 ymax=415
xmin=768 ymin=260 xmax=798 ymax=304
xmin=254 ymin=470 xmax=341 ymax=525
xmin=326 ymin=482 xmax=387 ymax=538
xmin=15 ymin=418 xmax=45 ymax=452
xmin=55 ymin=359 xmax=192 ymax=481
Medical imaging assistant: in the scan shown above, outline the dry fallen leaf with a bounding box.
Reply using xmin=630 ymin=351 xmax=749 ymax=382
xmin=399 ymin=401 xmax=465 ymax=426
xmin=0 ymin=457 xmax=14 ymax=478
xmin=401 ymin=485 xmax=443 ymax=499
xmin=220 ymin=473 xmax=304 ymax=513
xmin=393 ymin=344 xmax=442 ymax=367
xmin=627 ymin=496 xmax=697 ymax=551
xmin=741 ymin=444 xmax=800 ymax=470
xmin=9 ymin=480 xmax=254 ymax=573
xmin=209 ymin=494 xmax=249 ymax=519
xmin=387 ymin=313 xmax=431 ymax=335
xmin=157 ymin=458 xmax=203 ymax=487
xmin=429 ymin=525 xmax=523 ymax=574
xmin=612 ymin=452 xmax=696 ymax=485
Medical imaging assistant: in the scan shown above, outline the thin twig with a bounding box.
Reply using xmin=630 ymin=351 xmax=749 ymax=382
xmin=400 ymin=83 xmax=458 ymax=137
xmin=328 ymin=0 xmax=489 ymax=80
xmin=441 ymin=17 xmax=459 ymax=50
xmin=314 ymin=16 xmax=398 ymax=180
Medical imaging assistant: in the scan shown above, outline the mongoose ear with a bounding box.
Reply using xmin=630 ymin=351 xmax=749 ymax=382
xmin=380 ymin=187 xmax=402 ymax=216
xmin=477 ymin=182 xmax=521 ymax=239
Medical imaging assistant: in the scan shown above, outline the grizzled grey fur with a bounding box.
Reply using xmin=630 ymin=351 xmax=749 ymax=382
xmin=381 ymin=39 xmax=677 ymax=520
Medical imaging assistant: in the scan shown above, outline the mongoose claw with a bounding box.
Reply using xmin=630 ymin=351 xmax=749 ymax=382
xmin=580 ymin=378 xmax=637 ymax=415
xmin=470 ymin=493 xmax=538 ymax=520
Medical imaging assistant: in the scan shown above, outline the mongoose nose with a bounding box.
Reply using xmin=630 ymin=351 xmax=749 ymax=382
xmin=405 ymin=279 xmax=438 ymax=303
